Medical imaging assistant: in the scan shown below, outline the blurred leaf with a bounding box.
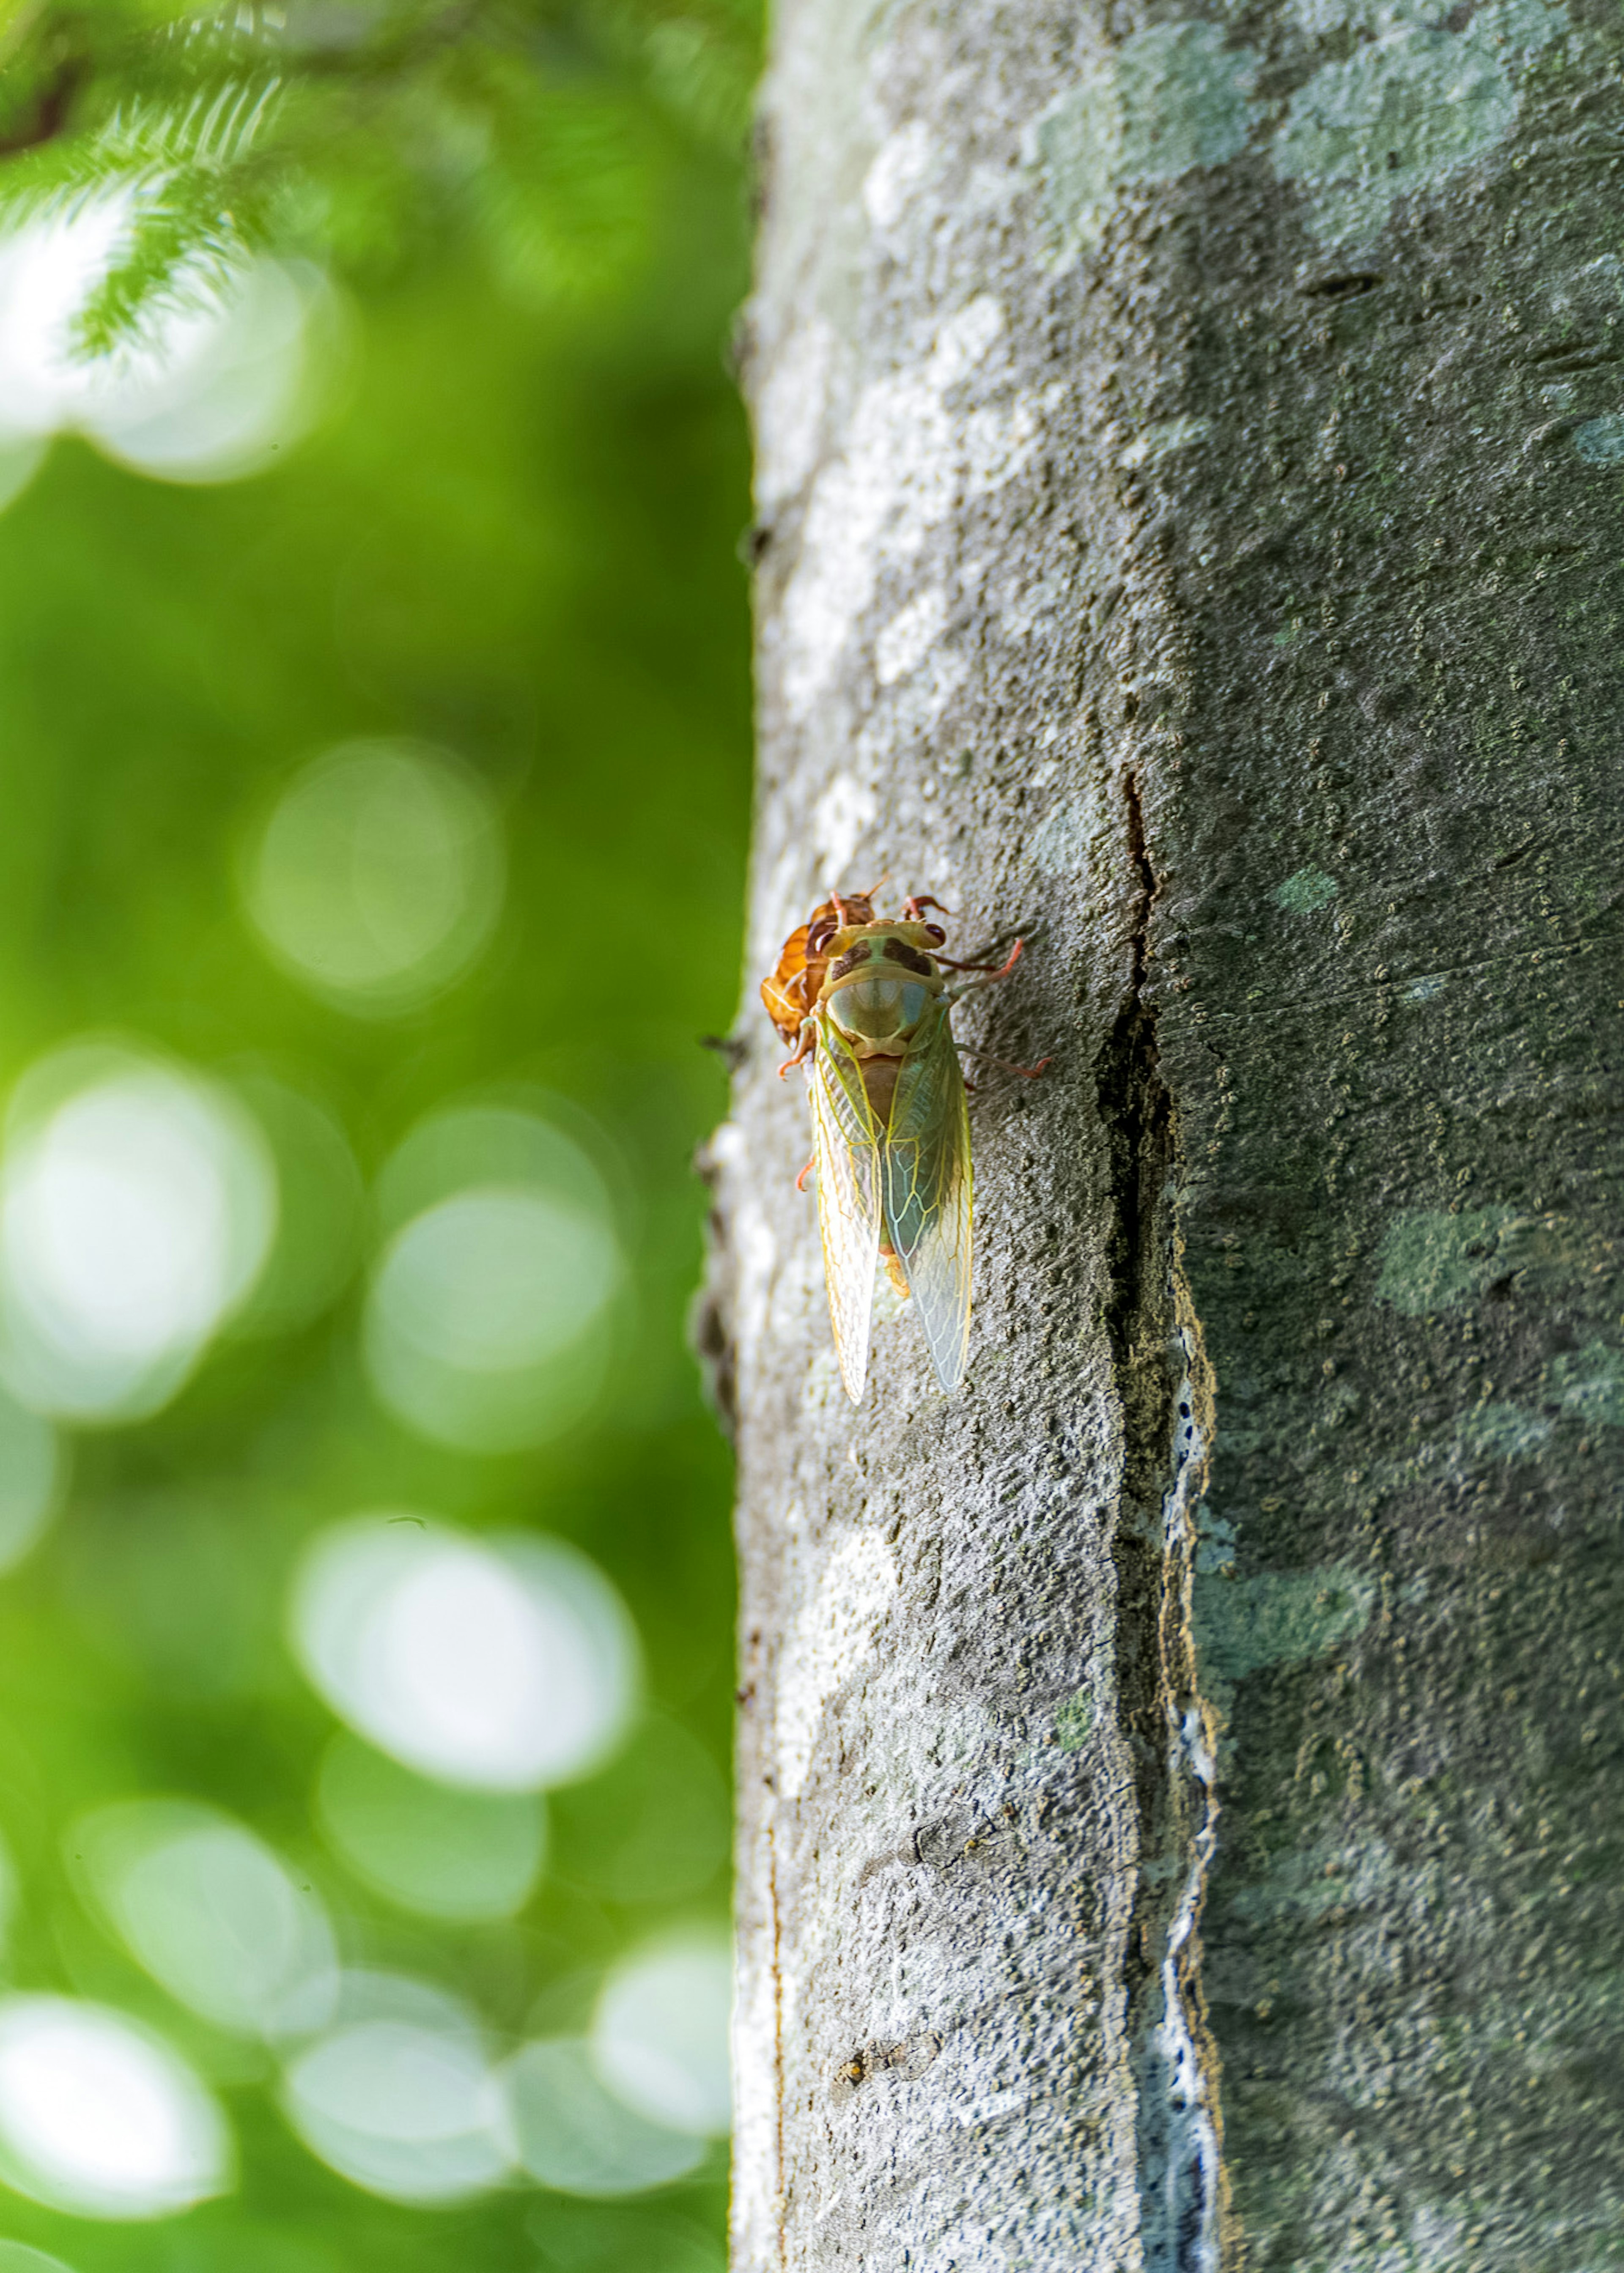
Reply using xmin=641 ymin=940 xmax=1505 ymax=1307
xmin=475 ymin=68 xmax=657 ymax=310
xmin=0 ymin=0 xmax=762 ymax=347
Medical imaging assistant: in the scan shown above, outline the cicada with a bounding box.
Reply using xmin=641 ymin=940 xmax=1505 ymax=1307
xmin=761 ymin=888 xmax=1034 ymax=1403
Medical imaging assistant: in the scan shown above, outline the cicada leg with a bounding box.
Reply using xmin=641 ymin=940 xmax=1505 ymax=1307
xmin=943 ymin=938 xmax=1024 ymax=995
xmin=777 ymin=1019 xmax=816 ymax=1076
xmin=956 ymin=1045 xmax=1053 ymax=1080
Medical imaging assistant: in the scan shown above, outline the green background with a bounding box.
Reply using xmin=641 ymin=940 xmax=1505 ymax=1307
xmin=0 ymin=5 xmax=757 ymax=2267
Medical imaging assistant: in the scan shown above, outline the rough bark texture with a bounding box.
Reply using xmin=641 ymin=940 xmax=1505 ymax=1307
xmin=701 ymin=0 xmax=1624 ymax=2264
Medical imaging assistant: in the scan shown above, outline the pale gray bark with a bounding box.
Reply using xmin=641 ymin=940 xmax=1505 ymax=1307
xmin=700 ymin=0 xmax=1624 ymax=2266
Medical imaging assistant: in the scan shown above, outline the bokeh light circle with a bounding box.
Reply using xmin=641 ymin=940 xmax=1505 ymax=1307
xmin=230 ymin=1074 xmax=365 ymax=1337
xmin=364 ymin=1105 xmax=623 ymax=1452
xmin=0 ymin=1833 xmax=17 ymax=1965
xmin=591 ymin=1936 xmax=732 ymax=2138
xmin=0 ymin=2244 xmax=79 ymax=2273
xmin=289 ymin=1517 xmax=639 ymax=1792
xmin=0 ymin=193 xmax=328 ymax=489
xmin=0 ymin=1996 xmax=230 ymax=2218
xmin=376 ymin=1189 xmax=617 ymax=1374
xmin=0 ymin=1047 xmax=277 ymax=1423
xmin=243 ymin=741 xmax=505 ymax=1014
xmin=365 ymin=1189 xmax=619 ymax=1450
xmin=278 ymin=1974 xmax=508 ymax=2204
xmin=551 ymin=1714 xmax=730 ymax=1905
xmin=71 ymin=1800 xmax=338 ymax=2040
xmin=496 ymin=2038 xmax=704 ymax=2197
xmin=315 ymin=1733 xmax=546 ymax=1921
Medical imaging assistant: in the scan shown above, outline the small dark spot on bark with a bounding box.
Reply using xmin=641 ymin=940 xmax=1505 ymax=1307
xmin=686 ymin=1279 xmax=737 ymax=1437
xmin=833 ymin=2033 xmax=944 ymax=2094
xmin=1298 ymin=272 xmax=1384 ymax=302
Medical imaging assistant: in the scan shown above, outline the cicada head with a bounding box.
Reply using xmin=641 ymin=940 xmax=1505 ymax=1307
xmin=820 ymin=927 xmax=944 ymax=1050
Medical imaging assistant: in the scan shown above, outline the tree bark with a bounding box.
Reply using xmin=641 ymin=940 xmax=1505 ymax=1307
xmin=702 ymin=0 xmax=1624 ymax=2264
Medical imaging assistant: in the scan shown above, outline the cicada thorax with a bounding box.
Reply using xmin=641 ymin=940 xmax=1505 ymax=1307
xmin=759 ymin=891 xmax=879 ymax=1043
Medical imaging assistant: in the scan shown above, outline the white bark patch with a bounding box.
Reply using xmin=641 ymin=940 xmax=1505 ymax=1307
xmin=1029 ymin=0 xmax=1561 ymax=265
xmin=856 ymin=651 xmax=970 ymax=767
xmin=875 ymin=588 xmax=948 ymax=685
xmin=777 ymin=1530 xmax=899 ymax=1800
xmin=1029 ymin=25 xmax=1259 ymax=263
xmin=1120 ymin=415 xmax=1212 ymax=469
xmin=774 ymin=297 xmax=1050 ymax=720
xmin=711 ymin=1125 xmax=782 ymax=1363
xmin=962 ymin=391 xmax=1049 ymax=494
xmin=994 ymin=563 xmax=1079 ymax=647
xmin=863 ymin=120 xmax=933 ymax=230
xmin=755 ymin=315 xmax=837 ymax=512
xmin=1573 ymin=414 xmax=1624 ymax=465
xmin=1030 ymin=786 xmax=1111 ymax=877
xmin=812 ymin=770 xmax=878 ymax=879
xmin=730 ymin=1929 xmax=781 ymax=2250
xmin=1550 ymin=1339 xmax=1624 ymax=1425
xmin=1274 ymin=0 xmax=1562 ymax=242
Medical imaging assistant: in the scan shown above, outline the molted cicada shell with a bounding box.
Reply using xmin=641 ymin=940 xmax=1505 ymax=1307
xmin=759 ymin=889 xmax=878 ymax=1044
xmin=764 ymin=888 xmax=1037 ymax=1403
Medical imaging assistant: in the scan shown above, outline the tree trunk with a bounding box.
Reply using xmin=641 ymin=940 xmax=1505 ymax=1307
xmin=702 ymin=0 xmax=1624 ymax=2263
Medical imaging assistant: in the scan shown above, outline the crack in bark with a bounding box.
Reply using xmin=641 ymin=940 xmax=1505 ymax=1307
xmin=1098 ymin=768 xmax=1225 ymax=2272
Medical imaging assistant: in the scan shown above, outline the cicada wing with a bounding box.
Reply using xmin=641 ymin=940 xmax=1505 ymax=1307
xmin=809 ymin=1020 xmax=883 ymax=1402
xmin=881 ymin=1010 xmax=973 ymax=1393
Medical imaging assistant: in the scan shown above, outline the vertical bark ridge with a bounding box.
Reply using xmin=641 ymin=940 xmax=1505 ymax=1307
xmin=1100 ymin=767 xmax=1226 ymax=2270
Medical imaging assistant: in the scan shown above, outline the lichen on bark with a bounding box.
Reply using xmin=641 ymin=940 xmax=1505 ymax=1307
xmin=705 ymin=0 xmax=1624 ymax=2265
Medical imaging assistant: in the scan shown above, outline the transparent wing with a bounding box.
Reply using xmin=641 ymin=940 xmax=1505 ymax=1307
xmin=809 ymin=1018 xmax=883 ymax=1403
xmin=881 ymin=1009 xmax=972 ymax=1393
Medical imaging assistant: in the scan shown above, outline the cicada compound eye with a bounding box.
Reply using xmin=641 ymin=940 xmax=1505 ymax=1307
xmin=924 ymin=925 xmax=946 ymax=944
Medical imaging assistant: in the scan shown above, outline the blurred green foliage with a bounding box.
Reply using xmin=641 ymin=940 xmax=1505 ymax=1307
xmin=0 ymin=0 xmax=756 ymax=2265
xmin=0 ymin=1 xmax=758 ymax=350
